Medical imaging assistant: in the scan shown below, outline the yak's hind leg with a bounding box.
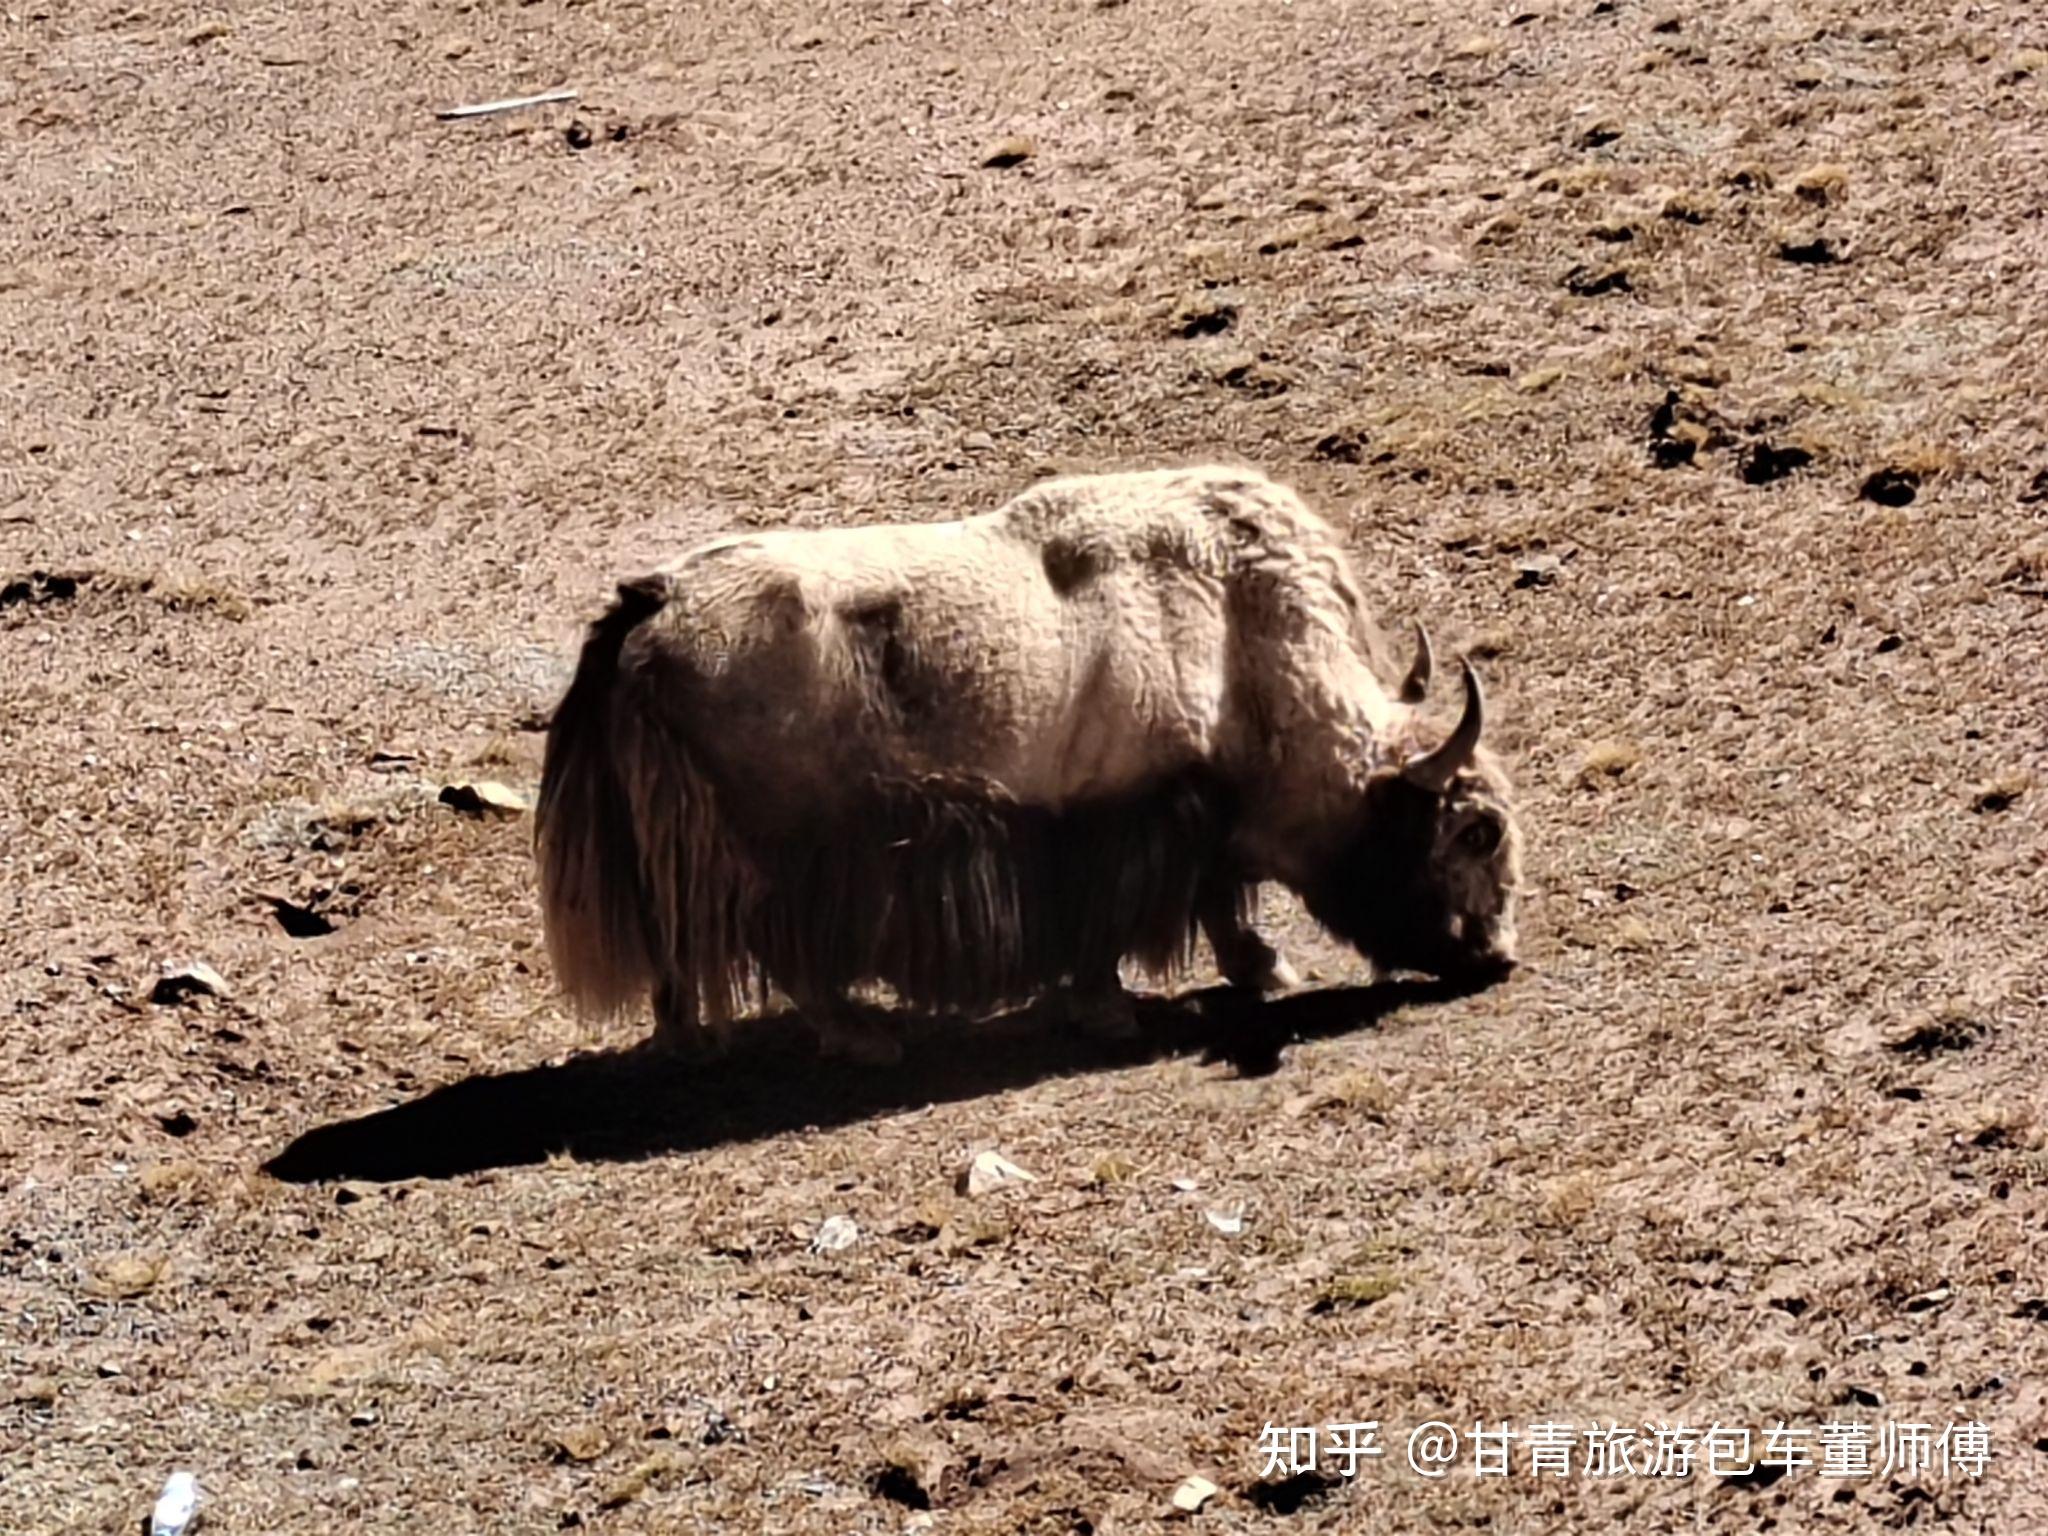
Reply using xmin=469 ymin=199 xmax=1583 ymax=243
xmin=650 ymin=975 xmax=733 ymax=1061
xmin=798 ymin=991 xmax=905 ymax=1067
xmin=1199 ymin=882 xmax=1300 ymax=994
xmin=1052 ymin=958 xmax=1141 ymax=1043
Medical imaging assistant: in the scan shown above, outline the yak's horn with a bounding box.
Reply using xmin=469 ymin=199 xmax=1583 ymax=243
xmin=1402 ymin=659 xmax=1484 ymax=793
xmin=1399 ymin=622 xmax=1433 ymax=704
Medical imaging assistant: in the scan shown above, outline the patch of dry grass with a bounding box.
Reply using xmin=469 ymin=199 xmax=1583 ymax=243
xmin=1575 ymin=739 xmax=1642 ymax=789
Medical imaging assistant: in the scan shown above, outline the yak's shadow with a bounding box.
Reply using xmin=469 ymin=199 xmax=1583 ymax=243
xmin=263 ymin=978 xmax=1480 ymax=1183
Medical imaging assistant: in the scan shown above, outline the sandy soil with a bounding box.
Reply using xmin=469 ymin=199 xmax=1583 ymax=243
xmin=4 ymin=0 xmax=2047 ymax=1530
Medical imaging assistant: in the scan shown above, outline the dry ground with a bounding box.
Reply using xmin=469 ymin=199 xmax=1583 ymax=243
xmin=4 ymin=0 xmax=2047 ymax=1530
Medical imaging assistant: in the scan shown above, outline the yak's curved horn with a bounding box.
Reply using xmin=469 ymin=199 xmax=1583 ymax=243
xmin=1402 ymin=659 xmax=1484 ymax=793
xmin=1399 ymin=622 xmax=1433 ymax=704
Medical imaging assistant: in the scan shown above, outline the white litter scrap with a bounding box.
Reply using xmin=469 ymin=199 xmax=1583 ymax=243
xmin=1171 ymin=1474 xmax=1219 ymax=1512
xmin=150 ymin=1471 xmax=201 ymax=1536
xmin=1203 ymin=1210 xmax=1245 ymax=1237
xmin=958 ymin=1149 xmax=1037 ymax=1196
xmin=435 ymin=88 xmax=578 ymax=121
xmin=810 ymin=1215 xmax=861 ymax=1254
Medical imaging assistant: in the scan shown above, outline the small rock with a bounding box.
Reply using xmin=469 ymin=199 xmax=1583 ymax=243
xmin=92 ymin=1253 xmax=166 ymax=1299
xmin=552 ymin=1425 xmax=611 ymax=1463
xmin=350 ymin=1407 xmax=380 ymax=1427
xmin=1170 ymin=1177 xmax=1201 ymax=1193
xmin=980 ymin=135 xmax=1035 ymax=169
xmin=962 ymin=431 xmax=996 ymax=453
xmin=811 ymin=1215 xmax=861 ymax=1253
xmin=1514 ymin=553 xmax=1563 ymax=588
xmin=151 ymin=962 xmax=229 ymax=1006
xmin=564 ymin=121 xmax=594 ymax=151
xmin=1172 ymin=1474 xmax=1220 ymax=1513
xmin=14 ymin=1376 xmax=58 ymax=1408
xmin=958 ymin=1150 xmax=1037 ymax=1197
xmin=438 ymin=780 xmax=531 ymax=817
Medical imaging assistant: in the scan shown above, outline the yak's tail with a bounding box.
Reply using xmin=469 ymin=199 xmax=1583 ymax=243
xmin=534 ymin=574 xmax=674 ymax=1019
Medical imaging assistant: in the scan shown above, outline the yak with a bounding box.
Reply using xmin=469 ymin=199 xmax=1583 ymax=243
xmin=535 ymin=465 xmax=1524 ymax=1063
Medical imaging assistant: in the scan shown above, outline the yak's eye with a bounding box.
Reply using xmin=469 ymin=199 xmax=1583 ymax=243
xmin=1458 ymin=818 xmax=1501 ymax=854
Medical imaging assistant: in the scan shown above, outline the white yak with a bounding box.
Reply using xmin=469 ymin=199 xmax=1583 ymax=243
xmin=535 ymin=466 xmax=1523 ymax=1062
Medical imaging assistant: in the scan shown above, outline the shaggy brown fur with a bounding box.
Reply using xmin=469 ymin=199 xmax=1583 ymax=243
xmin=533 ymin=574 xmax=671 ymax=1020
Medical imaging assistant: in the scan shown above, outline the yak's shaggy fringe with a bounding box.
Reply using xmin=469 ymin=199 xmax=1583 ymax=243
xmin=536 ymin=578 xmax=1249 ymax=1030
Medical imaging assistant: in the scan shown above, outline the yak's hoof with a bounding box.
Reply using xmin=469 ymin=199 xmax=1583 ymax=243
xmin=1252 ymin=955 xmax=1301 ymax=993
xmin=813 ymin=1017 xmax=904 ymax=1067
xmin=649 ymin=1022 xmax=731 ymax=1063
xmin=1224 ymin=951 xmax=1300 ymax=995
xmin=1062 ymin=988 xmax=1141 ymax=1042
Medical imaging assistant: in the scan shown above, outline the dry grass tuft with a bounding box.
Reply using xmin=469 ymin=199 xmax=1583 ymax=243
xmin=549 ymin=1425 xmax=612 ymax=1464
xmin=151 ymin=574 xmax=255 ymax=620
xmin=1998 ymin=537 xmax=2048 ymax=587
xmin=467 ymin=732 xmax=539 ymax=771
xmin=1791 ymin=163 xmax=1849 ymax=205
xmin=90 ymin=1253 xmax=167 ymax=1299
xmin=1312 ymin=1267 xmax=1403 ymax=1311
xmin=1537 ymin=1172 xmax=1601 ymax=1229
xmin=1091 ymin=1153 xmax=1142 ymax=1185
xmin=599 ymin=1447 xmax=687 ymax=1509
xmin=1578 ymin=738 xmax=1642 ymax=785
xmin=1610 ymin=915 xmax=1655 ymax=953
xmin=138 ymin=1160 xmax=209 ymax=1203
xmin=1660 ymin=190 xmax=1711 ymax=223
xmin=1475 ymin=212 xmax=1522 ymax=245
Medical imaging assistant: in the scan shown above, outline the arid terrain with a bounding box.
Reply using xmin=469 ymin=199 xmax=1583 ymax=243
xmin=4 ymin=0 xmax=2047 ymax=1530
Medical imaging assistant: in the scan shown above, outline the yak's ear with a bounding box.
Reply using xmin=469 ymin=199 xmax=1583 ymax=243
xmin=1398 ymin=623 xmax=1433 ymax=704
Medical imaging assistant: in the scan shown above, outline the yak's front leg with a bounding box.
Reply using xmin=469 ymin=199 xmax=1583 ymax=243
xmin=1199 ymin=882 xmax=1300 ymax=994
xmin=650 ymin=975 xmax=732 ymax=1061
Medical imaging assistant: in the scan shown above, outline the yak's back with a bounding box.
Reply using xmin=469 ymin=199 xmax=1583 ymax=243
xmin=621 ymin=465 xmax=1387 ymax=814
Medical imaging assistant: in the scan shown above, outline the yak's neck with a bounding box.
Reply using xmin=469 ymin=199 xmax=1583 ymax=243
xmin=1225 ymin=636 xmax=1396 ymax=883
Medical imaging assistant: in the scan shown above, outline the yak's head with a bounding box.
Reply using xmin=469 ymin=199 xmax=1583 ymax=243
xmin=1304 ymin=629 xmax=1524 ymax=986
